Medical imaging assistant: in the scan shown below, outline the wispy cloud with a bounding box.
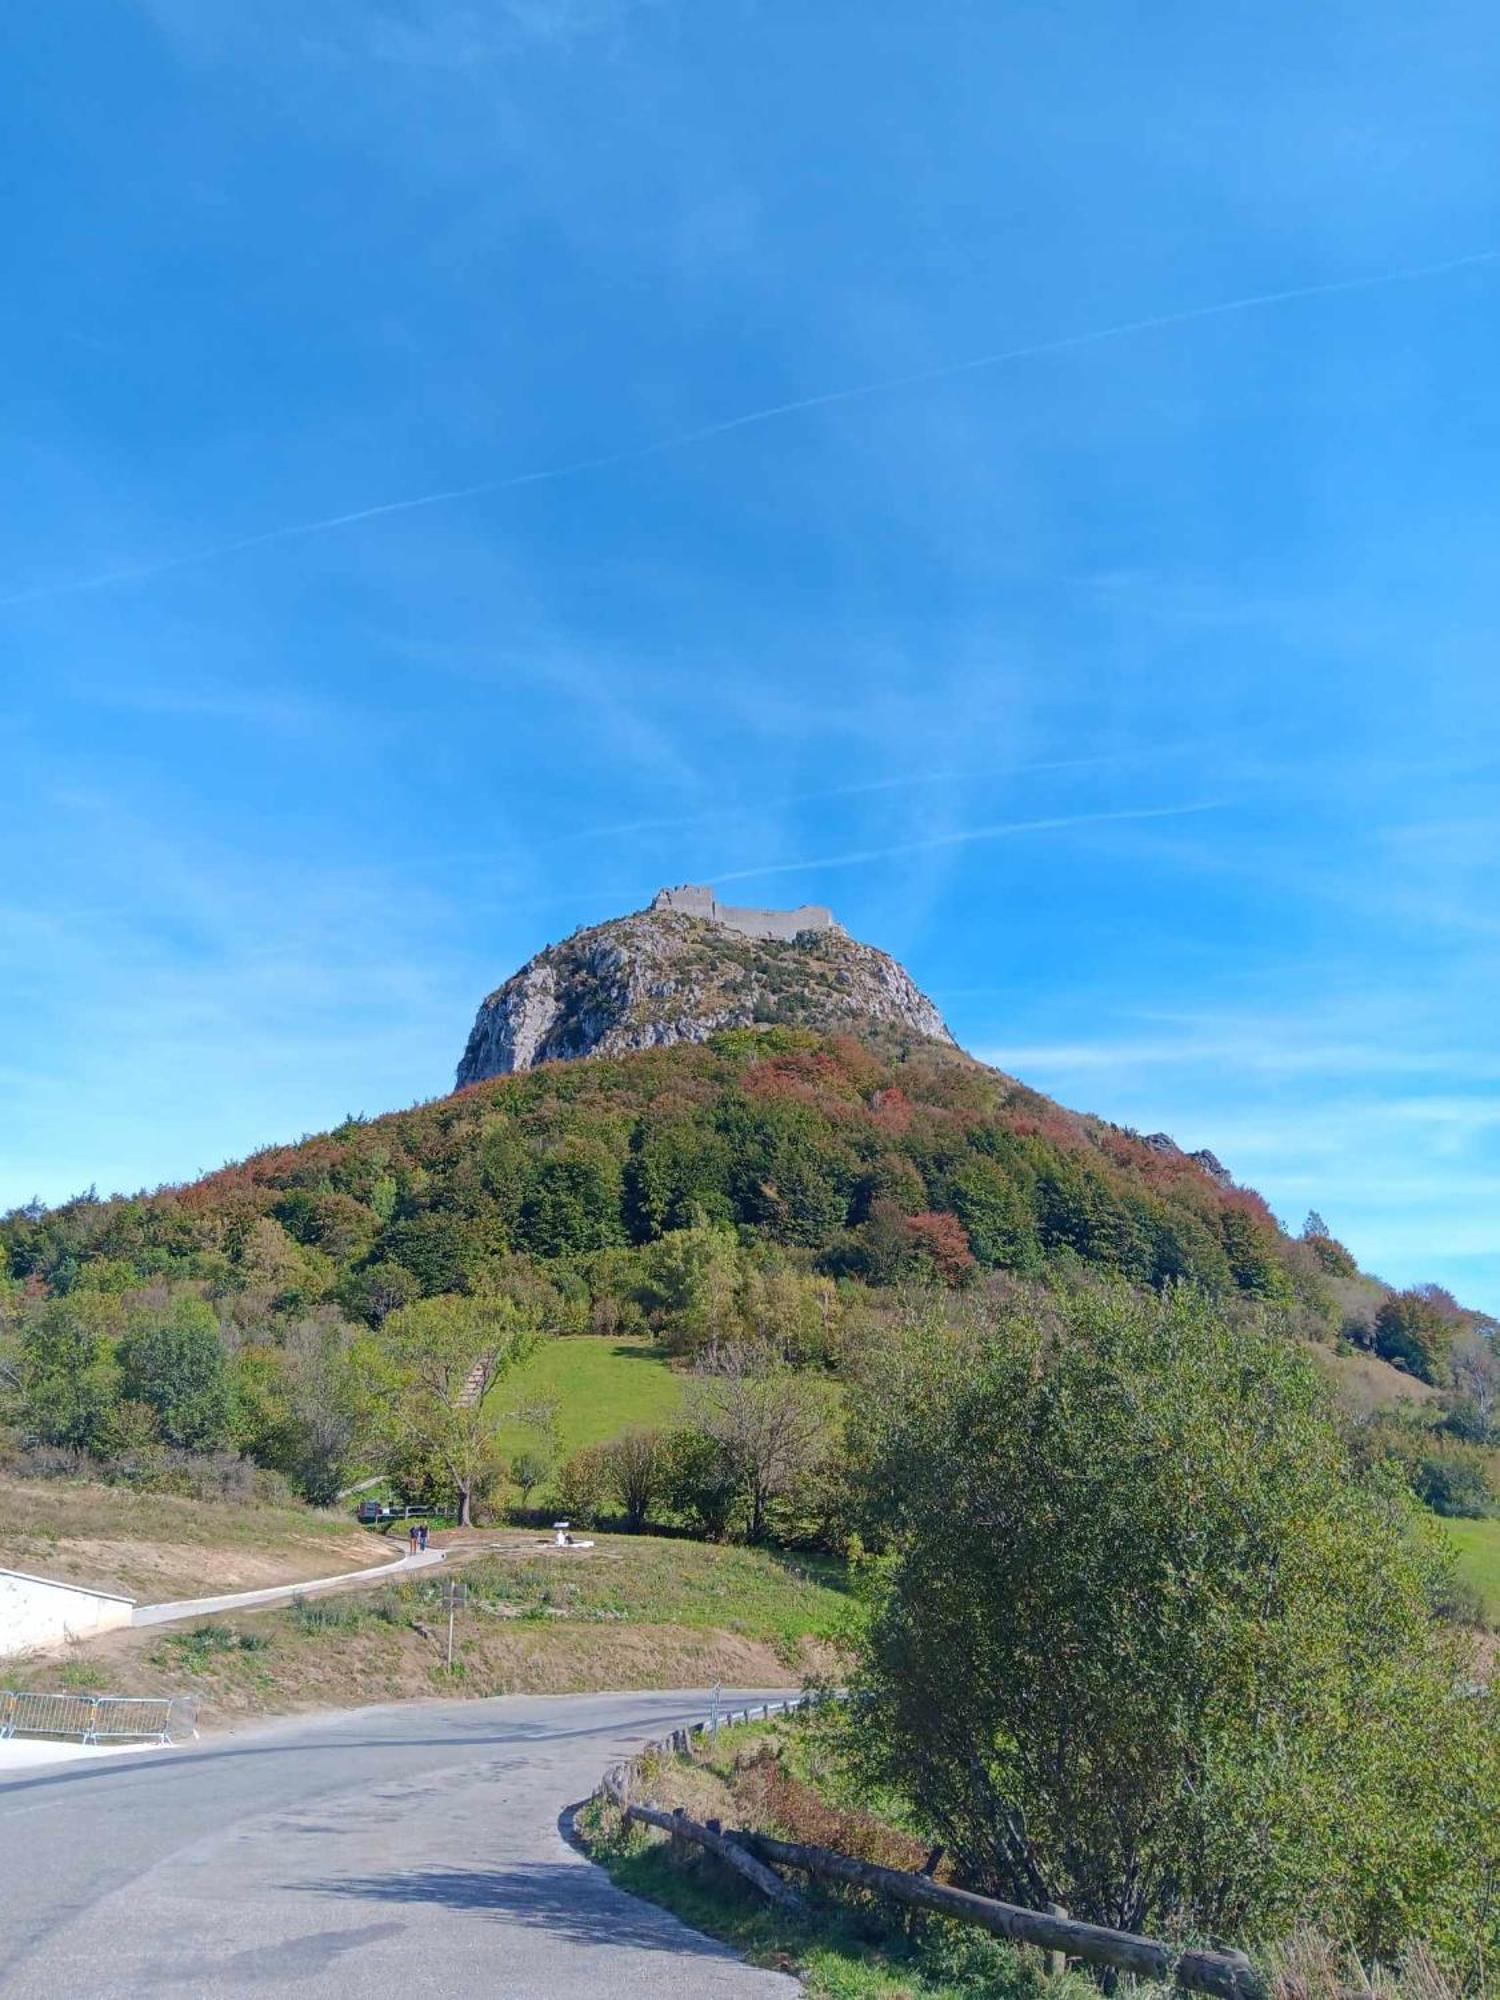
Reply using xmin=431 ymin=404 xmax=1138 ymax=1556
xmin=979 ymin=1031 xmax=1500 ymax=1084
xmin=709 ymin=800 xmax=1223 ymax=886
xmin=7 ymin=247 xmax=1496 ymax=608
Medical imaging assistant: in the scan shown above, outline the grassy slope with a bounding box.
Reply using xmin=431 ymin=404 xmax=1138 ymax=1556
xmin=579 ymin=1715 xmax=1096 ymax=2000
xmin=1307 ymin=1343 xmax=1441 ymax=1418
xmin=12 ymin=1532 xmax=849 ymax=1726
xmin=1441 ymin=1515 xmax=1500 ymax=1623
xmin=0 ymin=1474 xmax=385 ymax=1602
xmin=490 ymin=1335 xmax=687 ymax=1494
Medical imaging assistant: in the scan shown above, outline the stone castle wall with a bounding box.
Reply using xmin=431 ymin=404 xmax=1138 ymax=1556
xmin=650 ymin=884 xmax=835 ymax=943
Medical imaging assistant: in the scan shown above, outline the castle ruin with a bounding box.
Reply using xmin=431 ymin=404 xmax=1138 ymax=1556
xmin=650 ymin=883 xmax=838 ymax=943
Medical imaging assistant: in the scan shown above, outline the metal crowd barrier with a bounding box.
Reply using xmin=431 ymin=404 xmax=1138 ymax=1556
xmin=0 ymin=1690 xmax=196 ymax=1746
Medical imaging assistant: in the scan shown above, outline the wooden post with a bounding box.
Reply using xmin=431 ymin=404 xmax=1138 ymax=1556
xmin=625 ymin=1804 xmax=806 ymax=1912
xmin=1045 ymin=1904 xmax=1069 ymax=1977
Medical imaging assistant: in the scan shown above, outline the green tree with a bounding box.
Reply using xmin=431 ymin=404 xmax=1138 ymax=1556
xmin=1412 ymin=1443 xmax=1494 ymax=1518
xmin=662 ymin=1425 xmax=740 ymax=1539
xmin=1373 ymin=1288 xmax=1454 ymax=1383
xmin=1219 ymin=1206 xmax=1294 ymax=1304
xmin=14 ymin=1294 xmax=117 ymax=1450
xmin=280 ymin=1313 xmax=363 ymax=1504
xmin=634 ymin=1220 xmax=741 ymax=1355
xmin=229 ymin=1345 xmax=302 ymax=1468
xmin=375 ymin=1212 xmax=491 ymax=1295
xmin=517 ymin=1141 xmax=625 ymax=1257
xmin=118 ymin=1295 xmax=232 ymax=1451
xmin=738 ymin=1257 xmax=844 ymax=1366
xmin=690 ymin=1342 xmax=829 ymax=1543
xmin=603 ymin=1428 xmax=665 ymax=1530
xmin=508 ymin=1445 xmax=551 ymax=1510
xmin=846 ymin=1283 xmax=1497 ymax=1968
xmin=730 ymin=1106 xmax=852 ymax=1247
xmin=359 ymin=1291 xmax=544 ymax=1525
xmin=337 ymin=1258 xmax=421 ymax=1327
xmin=949 ymin=1159 xmax=1040 ymax=1272
xmin=624 ymin=1120 xmax=735 ymax=1239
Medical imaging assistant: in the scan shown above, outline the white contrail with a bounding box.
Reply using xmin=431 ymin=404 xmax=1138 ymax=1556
xmin=553 ymin=743 xmax=1214 ymax=845
xmin=709 ymin=799 xmax=1223 ymax=883
xmin=6 ymin=246 xmax=1496 ymax=609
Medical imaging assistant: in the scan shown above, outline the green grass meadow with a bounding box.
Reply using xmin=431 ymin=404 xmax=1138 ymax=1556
xmin=1441 ymin=1514 xmax=1500 ymax=1624
xmin=488 ymin=1334 xmax=688 ymax=1497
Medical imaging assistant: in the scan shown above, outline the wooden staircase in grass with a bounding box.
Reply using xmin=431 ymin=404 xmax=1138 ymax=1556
xmin=455 ymin=1361 xmax=488 ymax=1409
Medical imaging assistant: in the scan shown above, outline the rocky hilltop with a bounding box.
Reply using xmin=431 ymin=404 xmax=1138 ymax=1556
xmin=456 ymin=884 xmax=954 ymax=1084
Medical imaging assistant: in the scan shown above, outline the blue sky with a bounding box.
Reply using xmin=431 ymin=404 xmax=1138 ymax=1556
xmin=3 ymin=2 xmax=1498 ymax=1310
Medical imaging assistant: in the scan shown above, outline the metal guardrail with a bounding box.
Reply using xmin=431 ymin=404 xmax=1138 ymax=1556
xmin=1 ymin=1690 xmax=196 ymax=1747
xmin=597 ymin=1694 xmax=811 ymax=1807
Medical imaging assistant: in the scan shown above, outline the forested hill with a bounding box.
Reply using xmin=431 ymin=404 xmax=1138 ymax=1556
xmin=3 ymin=1026 xmax=1378 ymax=1344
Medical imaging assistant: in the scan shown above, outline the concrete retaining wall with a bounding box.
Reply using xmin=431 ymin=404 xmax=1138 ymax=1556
xmin=0 ymin=1568 xmax=135 ymax=1658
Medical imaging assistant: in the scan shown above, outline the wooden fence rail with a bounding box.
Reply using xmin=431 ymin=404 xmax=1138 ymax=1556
xmin=737 ymin=1829 xmax=1261 ymax=2000
xmin=602 ymin=1693 xmax=1263 ymax=2000
xmin=626 ymin=1803 xmax=805 ymax=1911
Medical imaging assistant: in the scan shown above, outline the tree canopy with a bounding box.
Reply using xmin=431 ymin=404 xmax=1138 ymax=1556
xmin=356 ymin=1290 xmax=546 ymax=1525
xmin=844 ymin=1283 xmax=1499 ymax=1974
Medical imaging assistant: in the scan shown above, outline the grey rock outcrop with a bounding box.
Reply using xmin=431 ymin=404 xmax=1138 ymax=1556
xmin=1139 ymin=1132 xmax=1236 ymax=1189
xmin=456 ymin=888 xmax=953 ymax=1085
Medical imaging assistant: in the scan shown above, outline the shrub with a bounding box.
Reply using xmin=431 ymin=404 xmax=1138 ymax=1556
xmin=555 ymin=1444 xmax=609 ymax=1527
xmin=847 ymin=1282 xmax=1498 ymax=1974
xmin=602 ymin=1429 xmax=665 ymax=1531
xmin=290 ymin=1596 xmax=362 ymax=1633
xmin=732 ymin=1747 xmax=932 ymax=1873
xmin=661 ymin=1425 xmax=739 ymax=1539
xmin=1411 ymin=1446 xmax=1495 ymax=1519
xmin=169 ymin=1622 xmax=265 ymax=1659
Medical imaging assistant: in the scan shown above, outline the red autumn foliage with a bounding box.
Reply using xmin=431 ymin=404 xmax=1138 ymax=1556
xmin=868 ymin=1086 xmax=913 ymax=1137
xmin=902 ymin=1210 xmax=976 ymax=1283
xmin=731 ymin=1750 xmax=940 ymax=1877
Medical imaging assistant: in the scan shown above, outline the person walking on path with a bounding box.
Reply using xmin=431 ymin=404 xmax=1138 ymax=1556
xmin=418 ymin=1523 xmax=429 ymax=1553
xmin=408 ymin=1522 xmax=419 ymax=1558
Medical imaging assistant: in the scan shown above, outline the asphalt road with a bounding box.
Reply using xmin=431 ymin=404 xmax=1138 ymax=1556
xmin=0 ymin=1691 xmax=801 ymax=1998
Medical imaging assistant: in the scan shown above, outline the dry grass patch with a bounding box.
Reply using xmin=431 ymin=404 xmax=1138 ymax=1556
xmin=1307 ymin=1344 xmax=1440 ymax=1419
xmin=8 ymin=1532 xmax=848 ymax=1730
xmin=0 ymin=1473 xmax=387 ymax=1602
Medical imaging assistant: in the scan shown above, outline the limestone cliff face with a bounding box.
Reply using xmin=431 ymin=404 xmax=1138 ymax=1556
xmin=456 ymin=890 xmax=954 ymax=1085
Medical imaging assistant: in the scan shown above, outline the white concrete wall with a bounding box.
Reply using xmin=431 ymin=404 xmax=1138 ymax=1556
xmin=0 ymin=1568 xmax=135 ymax=1658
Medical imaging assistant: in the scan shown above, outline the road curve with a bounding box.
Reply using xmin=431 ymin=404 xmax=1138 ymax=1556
xmin=0 ymin=1691 xmax=801 ymax=1998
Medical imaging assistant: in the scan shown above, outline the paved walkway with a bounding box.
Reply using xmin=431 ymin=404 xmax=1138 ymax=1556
xmin=0 ymin=1691 xmax=801 ymax=1998
xmin=133 ymin=1547 xmax=446 ymax=1627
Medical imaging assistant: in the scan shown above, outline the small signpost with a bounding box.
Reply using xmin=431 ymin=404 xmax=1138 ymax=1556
xmin=709 ymin=1682 xmax=723 ymax=1735
xmin=441 ymin=1578 xmax=467 ymax=1671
